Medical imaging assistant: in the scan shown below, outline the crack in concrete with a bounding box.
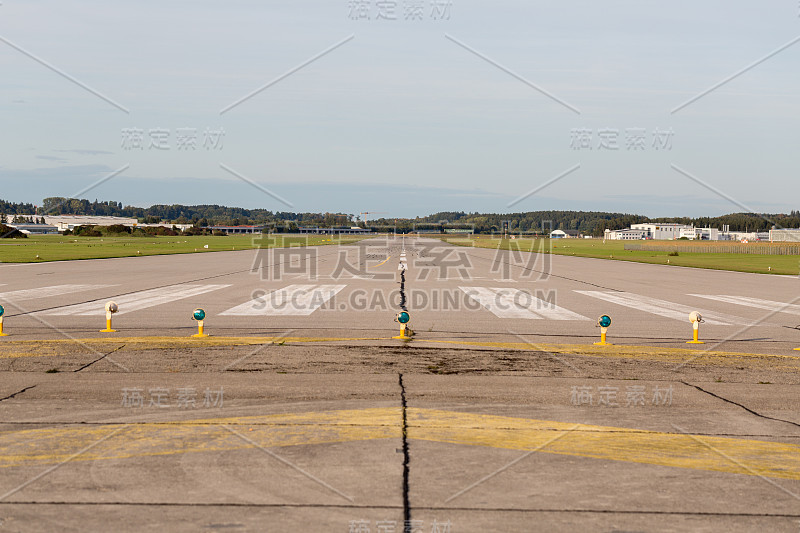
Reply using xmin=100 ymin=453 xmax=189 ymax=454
xmin=681 ymin=381 xmax=800 ymax=429
xmin=74 ymin=345 xmax=126 ymax=373
xmin=0 ymin=385 xmax=36 ymax=402
xmin=398 ymin=373 xmax=411 ymax=531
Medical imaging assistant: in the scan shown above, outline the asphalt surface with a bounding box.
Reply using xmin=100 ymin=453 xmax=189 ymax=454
xmin=0 ymin=237 xmax=799 ymax=532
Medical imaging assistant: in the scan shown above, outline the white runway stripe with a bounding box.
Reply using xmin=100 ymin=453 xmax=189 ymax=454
xmin=220 ymin=284 xmax=346 ymax=316
xmin=575 ymin=291 xmax=751 ymax=326
xmin=43 ymin=284 xmax=230 ymax=316
xmin=460 ymin=287 xmax=589 ymax=320
xmin=689 ymin=294 xmax=800 ymax=316
xmin=0 ymin=284 xmax=114 ymax=302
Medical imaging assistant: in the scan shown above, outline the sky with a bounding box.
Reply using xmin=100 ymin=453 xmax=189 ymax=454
xmin=1 ymin=0 xmax=799 ymax=219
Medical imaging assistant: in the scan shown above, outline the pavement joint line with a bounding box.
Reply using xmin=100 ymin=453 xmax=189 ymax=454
xmin=0 ymin=501 xmax=403 ymax=509
xmin=0 ymin=501 xmax=795 ymax=517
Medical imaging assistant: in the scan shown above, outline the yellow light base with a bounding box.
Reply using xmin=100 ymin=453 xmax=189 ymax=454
xmin=192 ymin=333 xmax=210 ymax=338
xmin=687 ymin=340 xmax=705 ymax=344
xmin=393 ymin=326 xmax=414 ymax=340
xmin=593 ymin=341 xmax=612 ymax=346
xmin=100 ymin=329 xmax=117 ymax=333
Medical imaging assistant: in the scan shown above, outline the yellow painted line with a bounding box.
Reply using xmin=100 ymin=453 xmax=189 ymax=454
xmin=1 ymin=337 xmax=798 ymax=367
xmin=423 ymin=339 xmax=800 ymax=362
xmin=1 ymin=408 xmax=799 ymax=480
xmin=0 ymin=408 xmax=402 ymax=468
xmin=372 ymin=256 xmax=392 ymax=268
xmin=0 ymin=337 xmax=386 ymax=359
xmin=408 ymin=409 xmax=800 ymax=480
xmin=2 ymin=337 xmax=796 ymax=360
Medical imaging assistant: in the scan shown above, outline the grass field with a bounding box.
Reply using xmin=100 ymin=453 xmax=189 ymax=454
xmin=440 ymin=236 xmax=800 ymax=276
xmin=0 ymin=234 xmax=367 ymax=263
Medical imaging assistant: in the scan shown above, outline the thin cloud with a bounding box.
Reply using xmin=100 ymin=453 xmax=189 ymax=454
xmin=54 ymin=149 xmax=114 ymax=156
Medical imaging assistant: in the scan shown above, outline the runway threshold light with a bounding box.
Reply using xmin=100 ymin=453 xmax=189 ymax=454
xmin=191 ymin=308 xmax=209 ymax=338
xmin=594 ymin=315 xmax=612 ymax=346
xmin=0 ymin=304 xmax=7 ymax=337
xmin=393 ymin=311 xmax=414 ymax=340
xmin=101 ymin=301 xmax=119 ymax=333
xmin=687 ymin=311 xmax=704 ymax=344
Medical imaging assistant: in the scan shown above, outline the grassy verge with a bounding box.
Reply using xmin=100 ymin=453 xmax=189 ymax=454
xmin=0 ymin=234 xmax=367 ymax=263
xmin=439 ymin=236 xmax=800 ymax=276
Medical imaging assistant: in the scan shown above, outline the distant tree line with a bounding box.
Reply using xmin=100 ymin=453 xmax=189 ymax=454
xmin=375 ymin=210 xmax=800 ymax=236
xmin=0 ymin=198 xmax=799 ymax=236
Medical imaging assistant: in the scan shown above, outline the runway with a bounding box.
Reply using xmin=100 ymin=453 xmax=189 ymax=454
xmin=1 ymin=236 xmax=799 ymax=353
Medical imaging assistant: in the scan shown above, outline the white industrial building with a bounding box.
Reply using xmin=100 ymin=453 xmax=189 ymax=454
xmin=3 ymin=215 xmax=191 ymax=233
xmin=680 ymin=227 xmax=720 ymax=240
xmin=605 ymin=229 xmax=647 ymax=240
xmin=43 ymin=215 xmax=138 ymax=231
xmin=630 ymin=223 xmax=692 ymax=240
xmin=4 ymin=223 xmax=59 ymax=235
xmin=605 ymin=223 xmax=728 ymax=241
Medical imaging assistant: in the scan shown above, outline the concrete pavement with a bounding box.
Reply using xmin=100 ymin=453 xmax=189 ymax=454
xmin=0 ymin=237 xmax=799 ymax=531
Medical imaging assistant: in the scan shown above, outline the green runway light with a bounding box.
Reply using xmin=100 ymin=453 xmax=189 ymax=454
xmin=396 ymin=311 xmax=410 ymax=324
xmin=193 ymin=308 xmax=206 ymax=321
xmin=0 ymin=305 xmax=4 ymax=318
xmin=598 ymin=315 xmax=612 ymax=328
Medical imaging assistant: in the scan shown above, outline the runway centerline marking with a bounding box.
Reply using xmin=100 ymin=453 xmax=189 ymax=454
xmin=220 ymin=284 xmax=346 ymax=316
xmin=42 ymin=284 xmax=231 ymax=316
xmin=0 ymin=408 xmax=798 ymax=481
xmin=461 ymin=287 xmax=589 ymax=320
xmin=575 ymin=290 xmax=752 ymax=326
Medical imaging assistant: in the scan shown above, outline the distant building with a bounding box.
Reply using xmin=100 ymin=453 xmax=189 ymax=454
xmin=43 ymin=215 xmax=139 ymax=231
xmin=605 ymin=229 xmax=646 ymax=240
xmin=6 ymin=223 xmax=59 ymax=235
xmin=630 ymin=223 xmax=692 ymax=240
xmin=137 ymin=223 xmax=193 ymax=231
xmin=298 ymin=226 xmax=371 ymax=235
xmin=209 ymin=225 xmax=266 ymax=235
xmin=679 ymin=227 xmax=720 ymax=240
xmin=550 ymin=229 xmax=581 ymax=239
